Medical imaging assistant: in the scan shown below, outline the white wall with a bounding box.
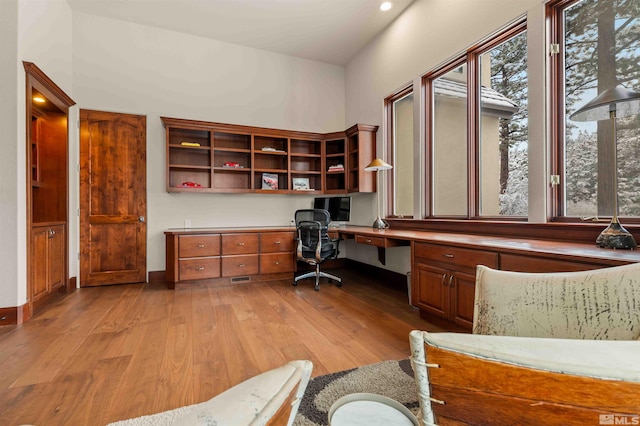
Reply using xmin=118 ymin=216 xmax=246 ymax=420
xmin=0 ymin=0 xmax=73 ymax=309
xmin=71 ymin=13 xmax=350 ymax=274
xmin=344 ymin=0 xmax=546 ymax=274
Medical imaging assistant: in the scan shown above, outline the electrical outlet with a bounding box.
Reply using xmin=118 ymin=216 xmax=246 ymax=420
xmin=184 ymin=219 xmax=191 ymax=228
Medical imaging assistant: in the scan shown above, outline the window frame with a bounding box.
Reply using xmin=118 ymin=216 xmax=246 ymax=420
xmin=548 ymin=0 xmax=640 ymax=224
xmin=423 ymin=18 xmax=528 ymax=220
xmin=384 ymin=84 xmax=414 ymax=219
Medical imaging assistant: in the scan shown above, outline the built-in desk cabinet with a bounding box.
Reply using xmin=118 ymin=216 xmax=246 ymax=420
xmin=413 ymin=242 xmax=498 ymax=330
xmin=166 ymin=228 xmax=295 ymax=288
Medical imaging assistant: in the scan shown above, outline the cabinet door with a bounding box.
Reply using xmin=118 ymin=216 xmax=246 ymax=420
xmin=49 ymin=225 xmax=65 ymax=290
xmin=450 ymin=270 xmax=476 ymax=331
xmin=414 ymin=263 xmax=448 ymax=319
xmin=32 ymin=226 xmax=50 ymax=301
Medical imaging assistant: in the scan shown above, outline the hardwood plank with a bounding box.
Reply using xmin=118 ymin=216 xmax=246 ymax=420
xmin=0 ymin=267 xmax=441 ymax=425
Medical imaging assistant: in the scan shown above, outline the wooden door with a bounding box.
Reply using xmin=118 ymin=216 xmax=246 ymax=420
xmin=80 ymin=110 xmax=146 ymax=286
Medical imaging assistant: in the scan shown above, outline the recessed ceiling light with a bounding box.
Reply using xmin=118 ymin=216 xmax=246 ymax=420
xmin=380 ymin=2 xmax=392 ymax=11
xmin=33 ymin=96 xmax=46 ymax=103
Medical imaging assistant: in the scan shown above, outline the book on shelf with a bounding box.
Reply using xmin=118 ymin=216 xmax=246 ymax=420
xmin=328 ymin=164 xmax=344 ymax=172
xmin=262 ymin=173 xmax=278 ymax=190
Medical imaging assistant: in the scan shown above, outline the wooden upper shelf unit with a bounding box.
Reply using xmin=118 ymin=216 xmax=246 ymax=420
xmin=161 ymin=117 xmax=378 ymax=194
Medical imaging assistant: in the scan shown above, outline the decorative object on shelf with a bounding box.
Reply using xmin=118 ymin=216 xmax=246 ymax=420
xmin=222 ymin=162 xmax=243 ymax=168
xmin=180 ymin=141 xmax=201 ymax=147
xmin=292 ymin=177 xmax=311 ymax=191
xmin=180 ymin=181 xmax=202 ymax=188
xmin=364 ymin=158 xmax=393 ymax=229
xmin=328 ymin=164 xmax=344 ymax=172
xmin=262 ymin=173 xmax=278 ymax=190
xmin=261 ymin=147 xmax=285 ymax=153
xmin=570 ymin=85 xmax=640 ymax=249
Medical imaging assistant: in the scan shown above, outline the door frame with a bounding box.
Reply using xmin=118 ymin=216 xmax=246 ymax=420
xmin=24 ymin=62 xmax=75 ymax=319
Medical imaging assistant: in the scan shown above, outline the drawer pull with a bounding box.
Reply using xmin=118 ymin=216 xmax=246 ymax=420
xmin=237 ymin=242 xmax=245 ymax=246
xmin=448 ymin=275 xmax=454 ymax=287
xmin=197 ymin=244 xmax=206 ymax=248
xmin=443 ymin=253 xmax=454 ymax=258
xmin=274 ymin=241 xmax=281 ymax=244
xmin=275 ymin=261 xmax=280 ymax=265
xmin=441 ymin=274 xmax=447 ymax=286
xmin=366 ymin=239 xmax=372 ymax=243
xmin=238 ymin=264 xmax=245 ymax=268
xmin=196 ymin=267 xmax=205 ymax=271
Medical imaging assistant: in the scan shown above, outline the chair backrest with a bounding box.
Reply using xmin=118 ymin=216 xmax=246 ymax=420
xmin=473 ymin=263 xmax=640 ymax=340
xmin=409 ymin=330 xmax=640 ymax=426
xmin=295 ymin=209 xmax=332 ymax=262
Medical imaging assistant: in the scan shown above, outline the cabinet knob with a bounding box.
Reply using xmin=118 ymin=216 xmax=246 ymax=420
xmin=275 ymin=261 xmax=280 ymax=265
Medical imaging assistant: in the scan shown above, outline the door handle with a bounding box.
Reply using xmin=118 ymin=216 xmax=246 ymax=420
xmin=139 ymin=216 xmax=145 ymax=222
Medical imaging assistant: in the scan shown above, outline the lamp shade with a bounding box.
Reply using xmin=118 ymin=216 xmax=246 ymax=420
xmin=364 ymin=158 xmax=393 ymax=171
xmin=570 ymin=86 xmax=640 ymax=122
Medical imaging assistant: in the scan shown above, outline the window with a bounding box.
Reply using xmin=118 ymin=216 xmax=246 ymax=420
xmin=425 ymin=20 xmax=528 ymax=218
xmin=386 ymin=87 xmax=414 ymax=217
xmin=551 ymin=0 xmax=640 ymax=218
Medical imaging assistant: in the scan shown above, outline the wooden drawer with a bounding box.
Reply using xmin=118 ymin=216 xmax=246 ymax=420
xmin=355 ymin=235 xmax=385 ymax=247
xmin=260 ymin=232 xmax=294 ymax=253
xmin=222 ymin=233 xmax=259 ymax=255
xmin=414 ymin=242 xmax=498 ymax=270
xmin=500 ymin=253 xmax=601 ymax=273
xmin=179 ymin=234 xmax=220 ymax=258
xmin=179 ymin=257 xmax=221 ymax=281
xmin=222 ymin=254 xmax=259 ymax=277
xmin=260 ymin=253 xmax=294 ymax=274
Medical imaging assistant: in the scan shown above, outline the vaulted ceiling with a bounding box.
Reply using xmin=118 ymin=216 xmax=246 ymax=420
xmin=66 ymin=0 xmax=415 ymax=65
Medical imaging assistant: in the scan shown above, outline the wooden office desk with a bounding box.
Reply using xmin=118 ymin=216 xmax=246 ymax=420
xmin=166 ymin=225 xmax=640 ymax=330
xmin=336 ymin=225 xmax=640 ymax=330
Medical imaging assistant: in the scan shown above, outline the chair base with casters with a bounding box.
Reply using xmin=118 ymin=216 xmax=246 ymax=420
xmin=294 ymin=263 xmax=342 ymax=291
xmin=293 ymin=209 xmax=342 ymax=291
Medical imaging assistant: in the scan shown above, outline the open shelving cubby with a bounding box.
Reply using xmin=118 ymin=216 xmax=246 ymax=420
xmin=290 ymin=138 xmax=323 ymax=193
xmin=167 ymin=127 xmax=212 ymax=191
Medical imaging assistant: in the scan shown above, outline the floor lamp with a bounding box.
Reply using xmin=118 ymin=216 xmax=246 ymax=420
xmin=364 ymin=158 xmax=393 ymax=229
xmin=570 ymin=85 xmax=640 ymax=249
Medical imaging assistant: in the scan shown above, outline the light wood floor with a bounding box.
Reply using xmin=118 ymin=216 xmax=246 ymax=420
xmin=0 ymin=268 xmax=452 ymax=425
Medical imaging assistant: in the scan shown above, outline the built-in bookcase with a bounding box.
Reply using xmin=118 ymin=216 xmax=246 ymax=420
xmin=162 ymin=117 xmax=377 ymax=194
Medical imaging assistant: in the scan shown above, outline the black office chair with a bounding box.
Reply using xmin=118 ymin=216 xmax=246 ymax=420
xmin=293 ymin=209 xmax=342 ymax=291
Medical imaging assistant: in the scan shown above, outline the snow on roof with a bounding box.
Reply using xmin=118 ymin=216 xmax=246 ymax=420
xmin=434 ymin=78 xmax=520 ymax=117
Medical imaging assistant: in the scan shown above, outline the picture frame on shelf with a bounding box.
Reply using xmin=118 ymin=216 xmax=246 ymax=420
xmin=292 ymin=177 xmax=311 ymax=191
xmin=262 ymin=173 xmax=278 ymax=190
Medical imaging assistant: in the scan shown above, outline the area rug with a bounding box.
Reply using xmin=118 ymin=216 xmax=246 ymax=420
xmin=107 ymin=359 xmax=419 ymax=426
xmin=293 ymin=358 xmax=420 ymax=425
